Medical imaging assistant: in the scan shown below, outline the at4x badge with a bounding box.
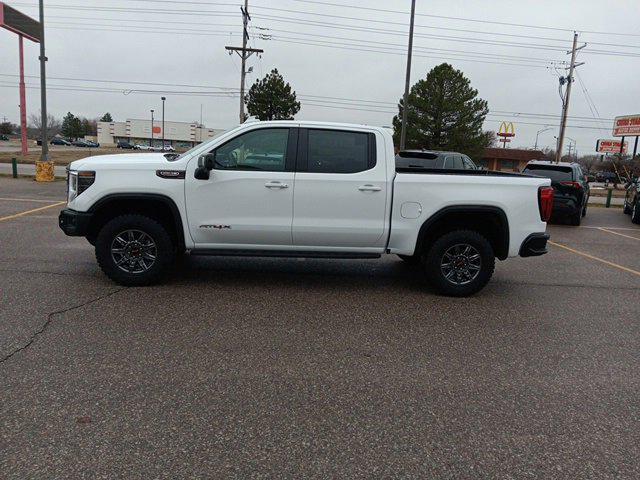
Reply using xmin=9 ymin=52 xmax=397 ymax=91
xmin=199 ymin=224 xmax=231 ymax=230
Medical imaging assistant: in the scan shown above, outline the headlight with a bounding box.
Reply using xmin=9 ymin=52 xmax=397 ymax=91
xmin=67 ymin=170 xmax=95 ymax=202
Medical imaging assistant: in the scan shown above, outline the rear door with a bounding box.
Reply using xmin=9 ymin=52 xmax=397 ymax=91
xmin=292 ymin=128 xmax=388 ymax=249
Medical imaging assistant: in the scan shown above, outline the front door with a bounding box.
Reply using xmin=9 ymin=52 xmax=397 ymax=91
xmin=185 ymin=127 xmax=297 ymax=248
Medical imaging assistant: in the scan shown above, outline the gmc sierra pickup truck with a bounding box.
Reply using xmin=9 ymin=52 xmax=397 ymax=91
xmin=59 ymin=121 xmax=553 ymax=296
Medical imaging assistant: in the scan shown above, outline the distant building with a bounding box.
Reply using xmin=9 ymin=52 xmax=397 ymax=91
xmin=97 ymin=119 xmax=224 ymax=147
xmin=480 ymin=147 xmax=544 ymax=172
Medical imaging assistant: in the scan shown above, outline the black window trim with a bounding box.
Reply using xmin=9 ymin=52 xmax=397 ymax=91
xmin=296 ymin=127 xmax=377 ymax=174
xmin=208 ymin=126 xmax=298 ymax=173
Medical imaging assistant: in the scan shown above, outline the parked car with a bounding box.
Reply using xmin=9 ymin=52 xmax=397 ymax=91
xmin=161 ymin=145 xmax=175 ymax=152
xmin=72 ymin=139 xmax=91 ymax=147
xmin=134 ymin=144 xmax=152 ymax=150
xmin=522 ymin=160 xmax=590 ymax=226
xmin=396 ymin=150 xmax=479 ymax=170
xmin=623 ymin=177 xmax=640 ymax=224
xmin=0 ymin=134 xmax=9 ymax=141
xmin=84 ymin=140 xmax=100 ymax=148
xmin=59 ymin=121 xmax=552 ymax=297
xmin=117 ymin=140 xmax=135 ymax=149
xmin=596 ymin=171 xmax=620 ymax=184
xmin=50 ymin=137 xmax=71 ymax=146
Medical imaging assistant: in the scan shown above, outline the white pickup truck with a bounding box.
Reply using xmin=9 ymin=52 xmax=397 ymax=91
xmin=59 ymin=121 xmax=553 ymax=296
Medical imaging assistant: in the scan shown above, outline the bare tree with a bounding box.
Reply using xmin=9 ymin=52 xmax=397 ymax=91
xmin=28 ymin=112 xmax=61 ymax=139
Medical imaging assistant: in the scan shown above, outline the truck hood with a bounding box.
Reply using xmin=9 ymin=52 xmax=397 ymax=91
xmin=69 ymin=153 xmax=178 ymax=171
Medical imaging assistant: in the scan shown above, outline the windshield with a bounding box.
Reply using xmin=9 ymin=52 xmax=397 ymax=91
xmin=523 ymin=165 xmax=573 ymax=182
xmin=172 ymin=128 xmax=230 ymax=162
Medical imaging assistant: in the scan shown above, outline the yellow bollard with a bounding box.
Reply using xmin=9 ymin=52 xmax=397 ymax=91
xmin=35 ymin=160 xmax=55 ymax=182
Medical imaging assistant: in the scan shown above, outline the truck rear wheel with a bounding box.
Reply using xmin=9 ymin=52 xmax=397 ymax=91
xmin=424 ymin=230 xmax=495 ymax=297
xmin=95 ymin=214 xmax=175 ymax=286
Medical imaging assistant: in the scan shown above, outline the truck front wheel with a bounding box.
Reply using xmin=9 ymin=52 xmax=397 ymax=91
xmin=95 ymin=214 xmax=175 ymax=286
xmin=424 ymin=230 xmax=495 ymax=297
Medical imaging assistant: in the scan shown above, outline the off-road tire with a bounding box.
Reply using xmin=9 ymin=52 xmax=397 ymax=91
xmin=95 ymin=214 xmax=175 ymax=286
xmin=424 ymin=230 xmax=495 ymax=297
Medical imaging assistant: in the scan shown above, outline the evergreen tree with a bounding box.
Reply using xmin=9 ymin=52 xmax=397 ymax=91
xmin=245 ymin=68 xmax=301 ymax=121
xmin=61 ymin=112 xmax=82 ymax=139
xmin=99 ymin=112 xmax=113 ymax=122
xmin=393 ymin=63 xmax=491 ymax=160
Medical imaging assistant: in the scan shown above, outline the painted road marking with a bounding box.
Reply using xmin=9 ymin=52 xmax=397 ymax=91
xmin=0 ymin=197 xmax=66 ymax=204
xmin=0 ymin=201 xmax=66 ymax=223
xmin=580 ymin=225 xmax=640 ymax=231
xmin=597 ymin=227 xmax=640 ymax=241
xmin=549 ymin=240 xmax=640 ymax=278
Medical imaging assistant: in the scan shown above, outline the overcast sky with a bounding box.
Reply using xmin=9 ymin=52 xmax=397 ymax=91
xmin=1 ymin=0 xmax=639 ymax=155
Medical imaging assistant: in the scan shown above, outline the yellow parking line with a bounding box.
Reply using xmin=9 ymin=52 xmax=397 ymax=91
xmin=0 ymin=197 xmax=65 ymax=204
xmin=0 ymin=201 xmax=66 ymax=223
xmin=597 ymin=227 xmax=640 ymax=241
xmin=549 ymin=240 xmax=640 ymax=277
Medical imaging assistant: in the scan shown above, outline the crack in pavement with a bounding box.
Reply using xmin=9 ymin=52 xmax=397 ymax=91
xmin=0 ymin=287 xmax=126 ymax=365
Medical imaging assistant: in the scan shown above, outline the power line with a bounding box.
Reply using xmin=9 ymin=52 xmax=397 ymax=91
xmin=0 ymin=72 xmax=615 ymax=124
xmin=285 ymin=0 xmax=640 ymax=38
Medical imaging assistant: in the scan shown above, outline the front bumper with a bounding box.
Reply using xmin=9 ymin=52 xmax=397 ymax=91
xmin=58 ymin=208 xmax=93 ymax=236
xmin=519 ymin=233 xmax=550 ymax=257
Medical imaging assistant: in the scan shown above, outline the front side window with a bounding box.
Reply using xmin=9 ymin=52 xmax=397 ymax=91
xmin=307 ymin=130 xmax=371 ymax=173
xmin=213 ymin=128 xmax=289 ymax=172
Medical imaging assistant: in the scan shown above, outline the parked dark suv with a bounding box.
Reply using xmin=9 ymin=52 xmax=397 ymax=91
xmin=396 ymin=150 xmax=479 ymax=170
xmin=522 ymin=161 xmax=590 ymax=225
xmin=623 ymin=177 xmax=640 ymax=224
xmin=117 ymin=140 xmax=135 ymax=149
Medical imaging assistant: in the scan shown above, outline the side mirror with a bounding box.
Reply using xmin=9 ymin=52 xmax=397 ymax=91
xmin=198 ymin=153 xmax=216 ymax=171
xmin=195 ymin=153 xmax=216 ymax=180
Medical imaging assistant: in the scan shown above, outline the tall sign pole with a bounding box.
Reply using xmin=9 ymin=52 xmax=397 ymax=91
xmin=18 ymin=34 xmax=27 ymax=156
xmin=399 ymin=0 xmax=416 ymax=151
xmin=555 ymin=32 xmax=585 ymax=163
xmin=38 ymin=0 xmax=48 ymax=162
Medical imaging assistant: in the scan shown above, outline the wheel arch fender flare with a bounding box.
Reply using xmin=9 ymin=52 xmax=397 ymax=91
xmin=415 ymin=205 xmax=510 ymax=260
xmin=87 ymin=193 xmax=186 ymax=250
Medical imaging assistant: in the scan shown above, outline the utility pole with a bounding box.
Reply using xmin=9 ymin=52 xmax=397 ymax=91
xmin=38 ymin=0 xmax=48 ymax=162
xmin=555 ymin=32 xmax=585 ymax=163
xmin=225 ymin=0 xmax=263 ymax=124
xmin=150 ymin=109 xmax=154 ymax=147
xmin=399 ymin=0 xmax=417 ymax=151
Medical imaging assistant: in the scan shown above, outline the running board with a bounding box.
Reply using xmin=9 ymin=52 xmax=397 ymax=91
xmin=189 ymin=249 xmax=381 ymax=259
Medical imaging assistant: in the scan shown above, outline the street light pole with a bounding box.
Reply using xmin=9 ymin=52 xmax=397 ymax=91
xmin=161 ymin=96 xmax=166 ymax=149
xmin=150 ymin=109 xmax=154 ymax=147
xmin=534 ymin=127 xmax=552 ymax=150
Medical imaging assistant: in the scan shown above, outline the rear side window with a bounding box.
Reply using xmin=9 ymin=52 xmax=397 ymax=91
xmin=462 ymin=155 xmax=477 ymax=170
xmin=307 ymin=130 xmax=373 ymax=173
xmin=523 ymin=165 xmax=573 ymax=181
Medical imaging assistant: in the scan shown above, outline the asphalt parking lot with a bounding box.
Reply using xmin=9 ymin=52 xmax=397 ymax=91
xmin=1 ymin=177 xmax=639 ymax=479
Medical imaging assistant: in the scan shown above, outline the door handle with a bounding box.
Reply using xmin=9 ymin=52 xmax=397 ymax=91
xmin=358 ymin=184 xmax=382 ymax=192
xmin=265 ymin=181 xmax=289 ymax=189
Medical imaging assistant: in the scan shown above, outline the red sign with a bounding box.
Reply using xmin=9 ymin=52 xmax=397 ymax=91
xmin=152 ymin=126 xmax=161 ymax=134
xmin=596 ymin=139 xmax=627 ymax=154
xmin=0 ymin=3 xmax=41 ymax=42
xmin=613 ymin=114 xmax=640 ymax=137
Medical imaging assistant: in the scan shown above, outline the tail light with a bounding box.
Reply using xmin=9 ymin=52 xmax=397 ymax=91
xmin=538 ymin=186 xmax=554 ymax=222
xmin=560 ymin=181 xmax=583 ymax=190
